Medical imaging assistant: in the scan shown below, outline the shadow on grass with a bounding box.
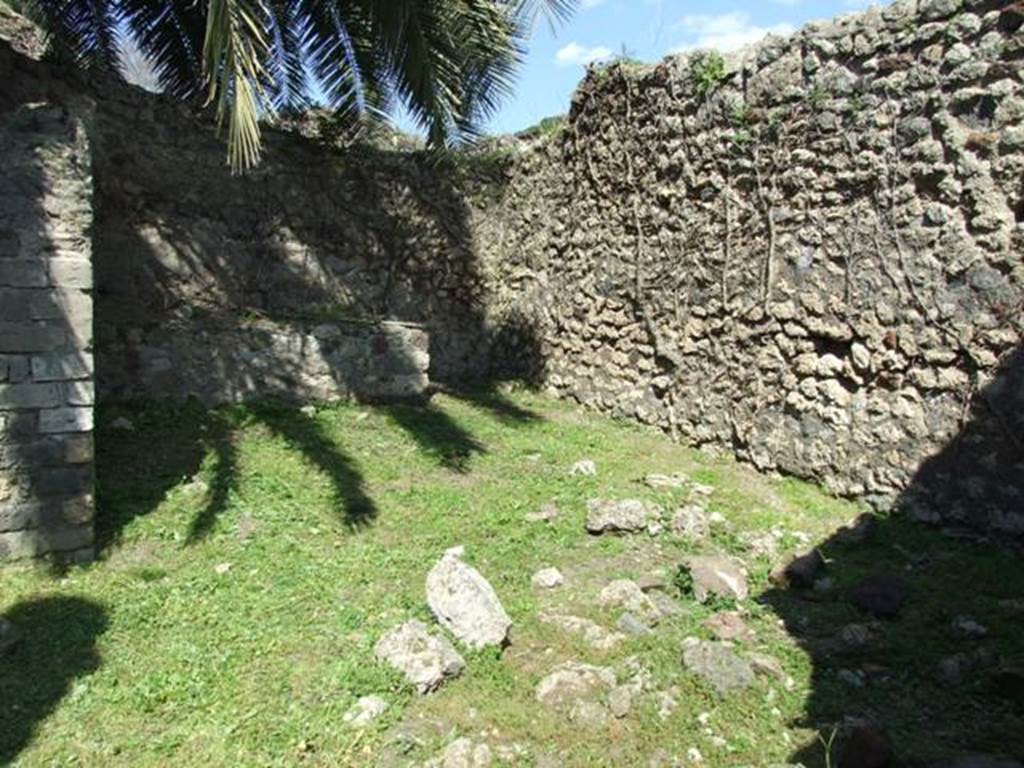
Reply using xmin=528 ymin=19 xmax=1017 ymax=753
xmin=443 ymin=385 xmax=542 ymax=425
xmin=382 ymin=401 xmax=487 ymax=473
xmin=249 ymin=402 xmax=377 ymax=530
xmin=765 ymin=344 xmax=1024 ymax=766
xmin=0 ymin=597 xmax=108 ymax=765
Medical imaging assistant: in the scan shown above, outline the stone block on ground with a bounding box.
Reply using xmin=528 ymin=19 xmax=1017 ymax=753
xmin=586 ymin=499 xmax=660 ymax=535
xmin=426 ymin=546 xmax=512 ymax=649
xmin=374 ymin=619 xmax=465 ymax=694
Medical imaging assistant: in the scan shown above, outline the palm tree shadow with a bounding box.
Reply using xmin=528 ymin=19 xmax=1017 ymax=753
xmin=185 ymin=415 xmax=240 ymax=543
xmin=444 ymin=385 xmax=542 ymax=425
xmin=382 ymin=401 xmax=486 ymax=473
xmin=248 ymin=402 xmax=377 ymax=529
xmin=0 ymin=597 xmax=108 ymax=765
xmin=764 ymin=343 xmax=1024 ymax=766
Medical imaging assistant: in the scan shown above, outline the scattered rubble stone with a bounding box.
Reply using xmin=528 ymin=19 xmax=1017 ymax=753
xmin=644 ymin=473 xmax=687 ymax=489
xmin=670 ymin=505 xmax=710 ymax=542
xmin=586 ymin=500 xmax=660 ymax=535
xmin=685 ymin=555 xmax=749 ymax=603
xmin=526 ymin=502 xmax=560 ymax=523
xmin=703 ymin=611 xmax=754 ymax=643
xmin=426 ymin=546 xmax=512 ymax=649
xmin=343 ymin=695 xmax=388 ymax=727
xmin=569 ymin=460 xmax=597 ymax=477
xmin=617 ymin=612 xmax=654 ymax=636
xmin=374 ymin=620 xmax=465 ymax=694
xmin=532 ymin=567 xmax=564 ymax=589
xmin=535 ymin=661 xmax=616 ymax=713
xmin=424 ymin=738 xmax=494 ymax=768
xmin=681 ymin=637 xmax=755 ymax=696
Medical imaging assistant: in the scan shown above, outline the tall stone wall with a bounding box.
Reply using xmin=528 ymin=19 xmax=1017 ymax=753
xmin=493 ymin=0 xmax=1024 ymax=534
xmin=0 ymin=33 xmax=95 ymax=561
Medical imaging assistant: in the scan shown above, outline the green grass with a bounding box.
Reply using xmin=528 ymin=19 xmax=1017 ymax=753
xmin=2 ymin=388 xmax=1022 ymax=766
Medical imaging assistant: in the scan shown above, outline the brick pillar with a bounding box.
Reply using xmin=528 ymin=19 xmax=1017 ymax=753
xmin=0 ymin=103 xmax=95 ymax=562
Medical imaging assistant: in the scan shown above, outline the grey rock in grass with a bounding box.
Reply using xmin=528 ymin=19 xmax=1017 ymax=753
xmin=681 ymin=637 xmax=755 ymax=696
xmin=704 ymin=611 xmax=754 ymax=643
xmin=951 ymin=615 xmax=988 ymax=639
xmin=532 ymin=567 xmax=564 ymax=589
xmin=670 ymin=505 xmax=710 ymax=542
xmin=644 ymin=473 xmax=687 ymax=489
xmin=110 ymin=416 xmax=135 ymax=431
xmin=426 ymin=546 xmax=512 ymax=649
xmin=424 ymin=738 xmax=494 ymax=767
xmin=586 ymin=499 xmax=660 ymax=535
xmin=536 ymin=661 xmax=617 ymax=712
xmin=685 ymin=555 xmax=749 ymax=602
xmin=374 ymin=620 xmax=465 ymax=694
xmin=526 ymin=502 xmax=559 ymax=523
xmin=599 ymin=579 xmax=664 ymax=625
xmin=343 ymin=695 xmax=389 ymax=727
xmin=617 ymin=612 xmax=654 ymax=636
xmin=569 ymin=459 xmax=597 ymax=476
xmin=0 ymin=617 xmax=19 ymax=657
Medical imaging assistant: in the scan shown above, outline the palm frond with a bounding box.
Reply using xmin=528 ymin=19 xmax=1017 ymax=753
xmin=203 ymin=0 xmax=271 ymax=171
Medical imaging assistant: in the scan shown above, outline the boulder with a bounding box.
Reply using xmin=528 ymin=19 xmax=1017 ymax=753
xmin=426 ymin=546 xmax=512 ymax=649
xmin=374 ymin=620 xmax=465 ymax=694
xmin=586 ymin=499 xmax=659 ymax=534
xmin=685 ymin=555 xmax=749 ymax=602
xmin=681 ymin=638 xmax=755 ymax=696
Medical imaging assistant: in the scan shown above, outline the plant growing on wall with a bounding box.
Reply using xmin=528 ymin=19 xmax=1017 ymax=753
xmin=14 ymin=0 xmax=575 ymax=170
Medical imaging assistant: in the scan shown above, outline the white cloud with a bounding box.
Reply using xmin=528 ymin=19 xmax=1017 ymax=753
xmin=555 ymin=41 xmax=614 ymax=67
xmin=671 ymin=12 xmax=795 ymax=53
xmin=580 ymin=0 xmax=607 ymax=8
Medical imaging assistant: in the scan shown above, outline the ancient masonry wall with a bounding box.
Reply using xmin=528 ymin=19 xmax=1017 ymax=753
xmin=490 ymin=0 xmax=1024 ymax=534
xmin=0 ymin=73 xmax=96 ymax=560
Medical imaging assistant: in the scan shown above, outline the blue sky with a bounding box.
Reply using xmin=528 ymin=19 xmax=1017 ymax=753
xmin=480 ymin=0 xmax=885 ymax=135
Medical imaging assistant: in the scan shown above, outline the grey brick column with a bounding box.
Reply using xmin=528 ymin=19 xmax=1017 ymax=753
xmin=0 ymin=103 xmax=95 ymax=562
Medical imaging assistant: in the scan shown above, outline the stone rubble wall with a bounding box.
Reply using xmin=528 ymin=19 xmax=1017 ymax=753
xmin=0 ymin=35 xmax=96 ymax=561
xmin=491 ymin=0 xmax=1024 ymax=533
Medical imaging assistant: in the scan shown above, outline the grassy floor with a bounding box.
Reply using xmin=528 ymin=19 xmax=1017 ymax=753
xmin=2 ymin=388 xmax=1022 ymax=766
